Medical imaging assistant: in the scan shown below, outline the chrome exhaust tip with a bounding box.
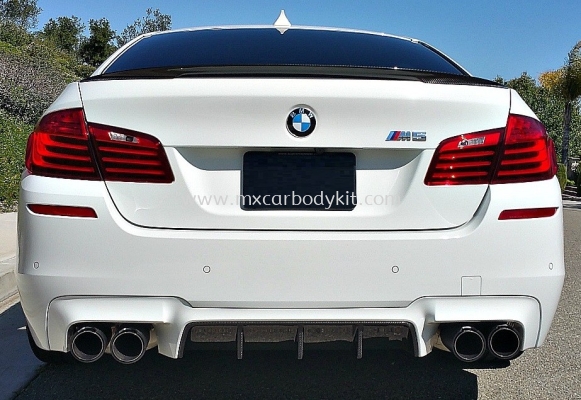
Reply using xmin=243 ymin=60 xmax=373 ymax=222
xmin=111 ymin=325 xmax=150 ymax=364
xmin=488 ymin=324 xmax=521 ymax=360
xmin=70 ymin=326 xmax=109 ymax=363
xmin=440 ymin=324 xmax=487 ymax=363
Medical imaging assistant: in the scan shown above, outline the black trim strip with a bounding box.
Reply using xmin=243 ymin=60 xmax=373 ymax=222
xmin=83 ymin=65 xmax=503 ymax=88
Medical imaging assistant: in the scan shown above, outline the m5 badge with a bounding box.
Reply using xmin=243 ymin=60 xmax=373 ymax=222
xmin=386 ymin=131 xmax=427 ymax=142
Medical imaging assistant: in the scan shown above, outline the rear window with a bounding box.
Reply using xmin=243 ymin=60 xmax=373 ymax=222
xmin=104 ymin=28 xmax=465 ymax=76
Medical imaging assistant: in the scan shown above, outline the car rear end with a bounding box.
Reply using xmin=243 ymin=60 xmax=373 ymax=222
xmin=17 ymin=26 xmax=564 ymax=364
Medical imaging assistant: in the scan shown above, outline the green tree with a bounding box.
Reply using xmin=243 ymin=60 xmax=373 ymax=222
xmin=539 ymin=41 xmax=581 ymax=168
xmin=41 ymin=16 xmax=84 ymax=55
xmin=117 ymin=8 xmax=171 ymax=47
xmin=0 ymin=0 xmax=41 ymax=30
xmin=78 ymin=18 xmax=116 ymax=67
xmin=0 ymin=17 xmax=31 ymax=46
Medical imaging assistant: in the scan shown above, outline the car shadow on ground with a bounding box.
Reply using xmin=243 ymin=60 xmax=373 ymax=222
xmin=0 ymin=301 xmax=43 ymax=400
xmin=16 ymin=351 xmax=483 ymax=400
xmin=6 ymin=301 xmax=513 ymax=400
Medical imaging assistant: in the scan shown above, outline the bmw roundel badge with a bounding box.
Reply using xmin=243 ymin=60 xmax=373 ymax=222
xmin=287 ymin=107 xmax=316 ymax=137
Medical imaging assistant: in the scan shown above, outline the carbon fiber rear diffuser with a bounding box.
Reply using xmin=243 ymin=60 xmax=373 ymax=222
xmin=189 ymin=323 xmax=411 ymax=360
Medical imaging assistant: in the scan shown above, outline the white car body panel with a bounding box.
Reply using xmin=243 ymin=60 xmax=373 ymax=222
xmin=18 ymin=174 xmax=564 ymax=355
xmin=78 ymin=79 xmax=509 ymax=230
xmin=78 ymin=79 xmax=509 ymax=148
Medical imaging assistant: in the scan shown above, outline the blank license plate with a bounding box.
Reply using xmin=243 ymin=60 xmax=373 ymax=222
xmin=242 ymin=152 xmax=356 ymax=211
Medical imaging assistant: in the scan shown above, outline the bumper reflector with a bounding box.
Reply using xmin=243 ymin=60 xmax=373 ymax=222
xmin=498 ymin=207 xmax=558 ymax=220
xmin=27 ymin=204 xmax=98 ymax=218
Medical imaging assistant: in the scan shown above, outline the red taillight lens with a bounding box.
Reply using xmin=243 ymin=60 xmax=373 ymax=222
xmin=25 ymin=109 xmax=174 ymax=183
xmin=425 ymin=114 xmax=557 ymax=186
xmin=498 ymin=207 xmax=558 ymax=220
xmin=424 ymin=129 xmax=502 ymax=185
xmin=25 ymin=109 xmax=100 ymax=180
xmin=28 ymin=204 xmax=98 ymax=218
xmin=492 ymin=114 xmax=557 ymax=183
xmin=89 ymin=124 xmax=174 ymax=183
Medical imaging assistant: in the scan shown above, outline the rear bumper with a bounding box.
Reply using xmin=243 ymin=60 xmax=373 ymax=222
xmin=17 ymin=175 xmax=565 ymax=357
xmin=42 ymin=295 xmax=540 ymax=358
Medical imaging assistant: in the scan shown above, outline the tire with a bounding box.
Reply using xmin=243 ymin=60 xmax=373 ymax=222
xmin=26 ymin=325 xmax=72 ymax=364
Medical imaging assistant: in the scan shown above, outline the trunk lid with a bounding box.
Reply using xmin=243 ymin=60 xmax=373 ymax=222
xmin=79 ymin=78 xmax=509 ymax=231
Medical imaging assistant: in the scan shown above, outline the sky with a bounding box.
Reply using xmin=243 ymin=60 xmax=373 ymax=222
xmin=36 ymin=0 xmax=580 ymax=81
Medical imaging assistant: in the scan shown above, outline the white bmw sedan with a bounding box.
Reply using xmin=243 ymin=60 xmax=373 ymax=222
xmin=18 ymin=23 xmax=564 ymax=364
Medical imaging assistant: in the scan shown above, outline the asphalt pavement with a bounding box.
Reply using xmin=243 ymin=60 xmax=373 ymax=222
xmin=0 ymin=212 xmax=43 ymax=400
xmin=0 ymin=212 xmax=17 ymax=304
xmin=1 ymin=203 xmax=580 ymax=399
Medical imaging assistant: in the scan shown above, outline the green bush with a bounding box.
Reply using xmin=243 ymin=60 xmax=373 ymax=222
xmin=0 ymin=22 xmax=85 ymax=212
xmin=0 ymin=43 xmax=77 ymax=124
xmin=1 ymin=21 xmax=82 ymax=125
xmin=74 ymin=63 xmax=96 ymax=79
xmin=0 ymin=111 xmax=32 ymax=212
xmin=557 ymin=163 xmax=567 ymax=192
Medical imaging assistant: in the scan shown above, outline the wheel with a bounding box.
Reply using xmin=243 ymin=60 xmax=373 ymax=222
xmin=26 ymin=325 xmax=72 ymax=364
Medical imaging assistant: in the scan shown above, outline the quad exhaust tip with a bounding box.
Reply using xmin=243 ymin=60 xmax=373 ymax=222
xmin=487 ymin=324 xmax=521 ymax=360
xmin=70 ymin=326 xmax=109 ymax=363
xmin=110 ymin=325 xmax=150 ymax=364
xmin=440 ymin=324 xmax=487 ymax=363
xmin=440 ymin=322 xmax=523 ymax=363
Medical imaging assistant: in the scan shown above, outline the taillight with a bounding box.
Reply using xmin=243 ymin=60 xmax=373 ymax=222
xmin=25 ymin=109 xmax=100 ymax=180
xmin=25 ymin=109 xmax=174 ymax=183
xmin=89 ymin=124 xmax=174 ymax=183
xmin=424 ymin=129 xmax=502 ymax=185
xmin=491 ymin=114 xmax=557 ymax=184
xmin=425 ymin=114 xmax=557 ymax=186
